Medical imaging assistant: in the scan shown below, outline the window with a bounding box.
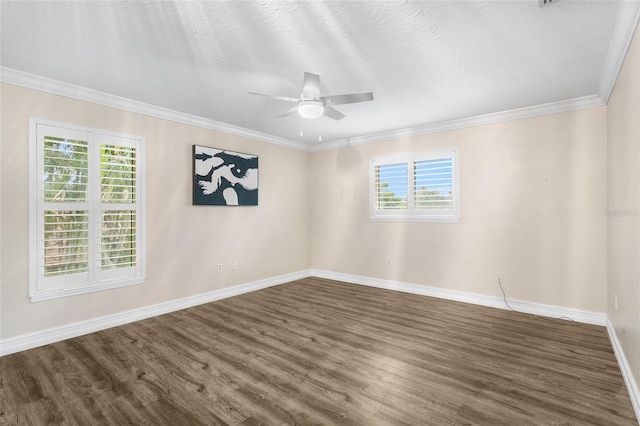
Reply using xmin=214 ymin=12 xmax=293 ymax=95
xmin=29 ymin=118 xmax=145 ymax=301
xmin=370 ymin=147 xmax=459 ymax=222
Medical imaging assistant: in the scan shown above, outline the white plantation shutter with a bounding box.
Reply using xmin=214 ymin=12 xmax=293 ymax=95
xmin=43 ymin=210 xmax=90 ymax=278
xmin=30 ymin=119 xmax=145 ymax=301
xmin=101 ymin=211 xmax=137 ymax=270
xmin=414 ymin=158 xmax=454 ymax=211
xmin=374 ymin=162 xmax=408 ymax=210
xmin=43 ymin=135 xmax=89 ymax=202
xmin=370 ymin=148 xmax=459 ymax=222
xmin=97 ymin=136 xmax=140 ymax=283
xmin=35 ymin=126 xmax=92 ymax=290
xmin=100 ymin=142 xmax=137 ymax=204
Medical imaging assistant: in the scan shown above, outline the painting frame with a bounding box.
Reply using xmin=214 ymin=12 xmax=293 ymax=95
xmin=193 ymin=145 xmax=259 ymax=206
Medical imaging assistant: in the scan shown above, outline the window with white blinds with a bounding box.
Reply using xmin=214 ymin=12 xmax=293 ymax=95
xmin=29 ymin=119 xmax=146 ymax=301
xmin=370 ymin=148 xmax=459 ymax=222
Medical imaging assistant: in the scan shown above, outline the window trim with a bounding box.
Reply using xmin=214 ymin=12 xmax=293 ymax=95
xmin=369 ymin=147 xmax=460 ymax=223
xmin=29 ymin=118 xmax=146 ymax=302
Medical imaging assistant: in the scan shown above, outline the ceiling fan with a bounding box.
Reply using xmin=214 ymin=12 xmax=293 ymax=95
xmin=249 ymin=72 xmax=374 ymax=121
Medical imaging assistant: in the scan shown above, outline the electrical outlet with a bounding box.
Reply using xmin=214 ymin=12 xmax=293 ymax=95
xmin=217 ymin=263 xmax=223 ymax=273
xmin=386 ymin=257 xmax=392 ymax=266
xmin=233 ymin=261 xmax=238 ymax=270
xmin=497 ymin=273 xmax=504 ymax=284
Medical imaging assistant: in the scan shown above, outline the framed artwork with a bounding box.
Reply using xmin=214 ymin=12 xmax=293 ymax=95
xmin=193 ymin=145 xmax=259 ymax=206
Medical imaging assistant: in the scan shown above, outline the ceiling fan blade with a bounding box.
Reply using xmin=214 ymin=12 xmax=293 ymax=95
xmin=302 ymin=72 xmax=321 ymax=98
xmin=321 ymin=92 xmax=374 ymax=105
xmin=248 ymin=92 xmax=299 ymax=103
xmin=277 ymin=105 xmax=299 ymax=118
xmin=323 ymin=106 xmax=346 ymax=121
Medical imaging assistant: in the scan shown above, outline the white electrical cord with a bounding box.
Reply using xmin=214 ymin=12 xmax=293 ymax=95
xmin=497 ymin=276 xmax=519 ymax=312
xmin=497 ymin=276 xmax=574 ymax=322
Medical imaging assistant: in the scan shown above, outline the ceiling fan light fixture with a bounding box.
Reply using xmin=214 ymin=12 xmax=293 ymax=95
xmin=298 ymin=100 xmax=324 ymax=119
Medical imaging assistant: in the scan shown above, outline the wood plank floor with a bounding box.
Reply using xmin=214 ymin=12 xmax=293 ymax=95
xmin=1 ymin=277 xmax=637 ymax=425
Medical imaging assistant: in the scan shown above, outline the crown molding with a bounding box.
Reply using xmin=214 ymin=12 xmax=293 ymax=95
xmin=598 ymin=0 xmax=640 ymax=103
xmin=309 ymin=94 xmax=605 ymax=152
xmin=0 ymin=67 xmax=310 ymax=152
xmin=0 ymin=65 xmax=611 ymax=154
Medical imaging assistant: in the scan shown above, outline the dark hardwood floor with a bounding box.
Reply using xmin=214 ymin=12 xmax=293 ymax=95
xmin=1 ymin=277 xmax=637 ymax=425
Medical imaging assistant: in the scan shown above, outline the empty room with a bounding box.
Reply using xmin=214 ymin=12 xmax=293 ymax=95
xmin=1 ymin=1 xmax=639 ymax=424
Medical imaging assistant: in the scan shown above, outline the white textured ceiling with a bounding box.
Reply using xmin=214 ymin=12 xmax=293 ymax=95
xmin=1 ymin=1 xmax=637 ymax=147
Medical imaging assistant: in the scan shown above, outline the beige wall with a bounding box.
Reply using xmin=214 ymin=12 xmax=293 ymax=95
xmin=310 ymin=108 xmax=608 ymax=313
xmin=607 ymin=22 xmax=640 ymax=393
xmin=0 ymin=68 xmax=625 ymax=361
xmin=0 ymin=83 xmax=310 ymax=339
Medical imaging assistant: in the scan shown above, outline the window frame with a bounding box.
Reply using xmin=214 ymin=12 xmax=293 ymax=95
xmin=369 ymin=147 xmax=460 ymax=223
xmin=29 ymin=118 xmax=146 ymax=302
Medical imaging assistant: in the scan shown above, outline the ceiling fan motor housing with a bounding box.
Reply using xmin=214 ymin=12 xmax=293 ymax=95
xmin=298 ymin=100 xmax=325 ymax=119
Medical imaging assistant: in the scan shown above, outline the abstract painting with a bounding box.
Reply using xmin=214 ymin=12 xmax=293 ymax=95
xmin=193 ymin=145 xmax=258 ymax=206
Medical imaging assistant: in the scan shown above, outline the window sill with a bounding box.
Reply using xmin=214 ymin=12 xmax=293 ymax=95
xmin=29 ymin=277 xmax=145 ymax=302
xmin=370 ymin=215 xmax=460 ymax=223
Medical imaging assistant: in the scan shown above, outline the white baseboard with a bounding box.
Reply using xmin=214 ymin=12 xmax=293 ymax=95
xmin=3 ymin=268 xmax=634 ymax=422
xmin=0 ymin=268 xmax=608 ymax=356
xmin=0 ymin=270 xmax=311 ymax=356
xmin=606 ymin=317 xmax=640 ymax=423
xmin=315 ymin=270 xmax=636 ymax=423
xmin=309 ymin=270 xmax=606 ymax=326
xmin=310 ymin=271 xmax=639 ymax=420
